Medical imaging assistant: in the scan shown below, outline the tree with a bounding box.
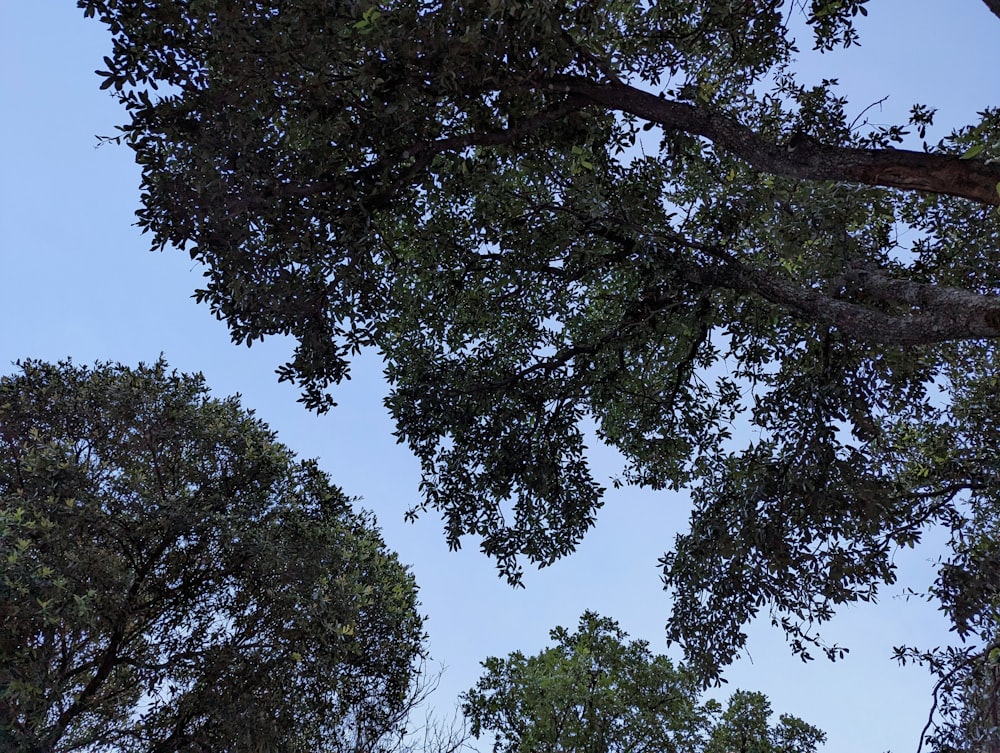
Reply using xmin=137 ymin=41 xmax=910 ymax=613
xmin=0 ymin=359 xmax=425 ymax=753
xmin=79 ymin=0 xmax=999 ymax=743
xmin=462 ymin=611 xmax=825 ymax=753
xmin=703 ymin=691 xmax=825 ymax=753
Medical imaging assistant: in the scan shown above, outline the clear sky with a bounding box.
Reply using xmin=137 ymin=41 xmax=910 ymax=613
xmin=1 ymin=3 xmax=997 ymax=751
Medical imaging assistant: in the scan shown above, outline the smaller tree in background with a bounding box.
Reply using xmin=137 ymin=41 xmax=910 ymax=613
xmin=704 ymin=691 xmax=825 ymax=753
xmin=0 ymin=359 xmax=425 ymax=753
xmin=462 ymin=612 xmax=824 ymax=753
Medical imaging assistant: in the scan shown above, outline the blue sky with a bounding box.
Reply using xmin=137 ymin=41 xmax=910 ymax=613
xmin=1 ymin=3 xmax=997 ymax=751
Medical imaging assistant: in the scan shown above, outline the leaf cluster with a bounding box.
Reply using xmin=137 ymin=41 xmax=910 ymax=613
xmin=77 ymin=0 xmax=1000 ymax=744
xmin=462 ymin=612 xmax=825 ymax=753
xmin=0 ymin=359 xmax=424 ymax=752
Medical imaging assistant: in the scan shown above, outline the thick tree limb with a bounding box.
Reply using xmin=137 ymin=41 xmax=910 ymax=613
xmin=691 ymin=253 xmax=1000 ymax=345
xmin=556 ymin=78 xmax=1000 ymax=206
xmin=588 ymin=221 xmax=1000 ymax=345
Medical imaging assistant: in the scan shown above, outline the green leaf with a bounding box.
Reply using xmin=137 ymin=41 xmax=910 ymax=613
xmin=961 ymin=143 xmax=985 ymax=159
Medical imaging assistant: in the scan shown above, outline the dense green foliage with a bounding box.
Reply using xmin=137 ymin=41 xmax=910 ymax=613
xmin=463 ymin=612 xmax=825 ymax=753
xmin=0 ymin=360 xmax=424 ymax=752
xmin=80 ymin=0 xmax=1000 ymax=744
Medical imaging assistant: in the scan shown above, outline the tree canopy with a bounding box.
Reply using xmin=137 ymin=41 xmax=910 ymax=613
xmin=462 ymin=611 xmax=825 ymax=753
xmin=0 ymin=359 xmax=424 ymax=752
xmin=80 ymin=0 xmax=1000 ymax=744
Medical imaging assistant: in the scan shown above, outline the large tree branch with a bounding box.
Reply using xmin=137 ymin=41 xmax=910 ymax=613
xmin=689 ymin=251 xmax=1000 ymax=345
xmin=554 ymin=78 xmax=1000 ymax=206
xmin=585 ymin=220 xmax=1000 ymax=345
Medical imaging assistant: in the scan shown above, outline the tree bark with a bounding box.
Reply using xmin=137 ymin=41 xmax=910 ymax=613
xmin=687 ymin=253 xmax=1000 ymax=345
xmin=555 ymin=78 xmax=1000 ymax=207
xmin=586 ymin=222 xmax=1000 ymax=346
